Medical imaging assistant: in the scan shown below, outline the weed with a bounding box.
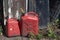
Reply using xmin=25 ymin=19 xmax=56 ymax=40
xmin=47 ymin=23 xmax=57 ymax=39
xmin=36 ymin=34 xmax=43 ymax=40
xmin=28 ymin=32 xmax=35 ymax=40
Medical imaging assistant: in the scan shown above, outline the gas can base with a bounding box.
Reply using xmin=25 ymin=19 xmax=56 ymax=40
xmin=7 ymin=35 xmax=20 ymax=38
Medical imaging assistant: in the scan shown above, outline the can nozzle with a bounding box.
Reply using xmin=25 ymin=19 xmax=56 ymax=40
xmin=20 ymin=8 xmax=25 ymax=14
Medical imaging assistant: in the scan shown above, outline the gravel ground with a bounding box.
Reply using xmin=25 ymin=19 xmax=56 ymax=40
xmin=0 ymin=35 xmax=26 ymax=40
xmin=0 ymin=35 xmax=58 ymax=40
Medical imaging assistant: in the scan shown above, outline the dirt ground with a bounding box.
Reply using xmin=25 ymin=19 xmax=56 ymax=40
xmin=0 ymin=35 xmax=56 ymax=40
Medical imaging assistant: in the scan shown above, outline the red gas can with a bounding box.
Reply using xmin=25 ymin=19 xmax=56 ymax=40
xmin=6 ymin=18 xmax=20 ymax=37
xmin=20 ymin=12 xmax=38 ymax=36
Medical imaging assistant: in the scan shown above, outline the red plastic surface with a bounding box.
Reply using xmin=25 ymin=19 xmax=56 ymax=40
xmin=20 ymin=12 xmax=38 ymax=36
xmin=6 ymin=18 xmax=20 ymax=37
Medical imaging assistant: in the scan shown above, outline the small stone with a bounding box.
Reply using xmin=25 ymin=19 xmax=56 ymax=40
xmin=0 ymin=33 xmax=2 ymax=35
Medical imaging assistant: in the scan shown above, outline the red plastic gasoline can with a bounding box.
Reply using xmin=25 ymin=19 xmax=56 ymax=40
xmin=20 ymin=12 xmax=38 ymax=36
xmin=6 ymin=18 xmax=20 ymax=37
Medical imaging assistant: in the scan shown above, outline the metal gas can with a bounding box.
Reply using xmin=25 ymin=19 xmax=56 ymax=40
xmin=6 ymin=18 xmax=20 ymax=37
xmin=20 ymin=12 xmax=38 ymax=36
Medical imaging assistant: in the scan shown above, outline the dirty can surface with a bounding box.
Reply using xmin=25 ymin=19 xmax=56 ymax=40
xmin=6 ymin=18 xmax=20 ymax=37
xmin=20 ymin=12 xmax=38 ymax=36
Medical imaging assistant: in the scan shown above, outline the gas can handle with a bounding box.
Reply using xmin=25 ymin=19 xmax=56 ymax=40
xmin=25 ymin=12 xmax=38 ymax=17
